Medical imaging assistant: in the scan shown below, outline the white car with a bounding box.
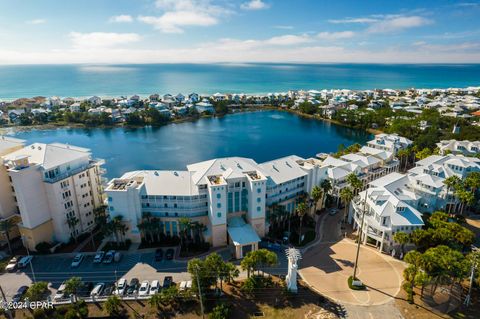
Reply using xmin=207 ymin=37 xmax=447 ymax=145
xmin=5 ymin=257 xmax=18 ymax=272
xmin=90 ymin=283 xmax=105 ymax=297
xmin=149 ymin=280 xmax=160 ymax=295
xmin=54 ymin=283 xmax=67 ymax=300
xmin=138 ymin=280 xmax=150 ymax=296
xmin=70 ymin=254 xmax=84 ymax=268
xmin=93 ymin=251 xmax=105 ymax=264
xmin=113 ymin=278 xmax=127 ymax=296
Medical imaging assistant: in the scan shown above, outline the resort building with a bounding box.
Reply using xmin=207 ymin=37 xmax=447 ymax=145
xmin=349 ymin=153 xmax=480 ymax=252
xmin=2 ymin=142 xmax=105 ymax=251
xmin=436 ymin=139 xmax=480 ymax=156
xmin=366 ymin=133 xmax=413 ymax=155
xmin=0 ymin=136 xmax=25 ymax=245
xmin=105 ymin=155 xmax=328 ymax=258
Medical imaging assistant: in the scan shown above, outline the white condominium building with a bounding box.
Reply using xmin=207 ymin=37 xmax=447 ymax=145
xmin=349 ymin=153 xmax=480 ymax=252
xmin=0 ymin=136 xmax=25 ymax=243
xmin=2 ymin=143 xmax=105 ymax=251
xmin=436 ymin=139 xmax=480 ymax=156
xmin=106 ymin=155 xmax=325 ymax=258
xmin=367 ymin=133 xmax=413 ymax=155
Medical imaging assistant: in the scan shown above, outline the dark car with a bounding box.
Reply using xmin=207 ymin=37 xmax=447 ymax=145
xmin=165 ymin=248 xmax=174 ymax=260
xmin=12 ymin=286 xmax=28 ymax=302
xmin=155 ymin=248 xmax=163 ymax=262
xmin=103 ymin=250 xmax=115 ymax=264
xmin=102 ymin=283 xmax=115 ymax=296
xmin=126 ymin=278 xmax=139 ymax=295
xmin=163 ymin=276 xmax=173 ymax=288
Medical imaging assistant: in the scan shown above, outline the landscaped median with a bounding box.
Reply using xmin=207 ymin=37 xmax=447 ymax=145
xmin=348 ymin=276 xmax=366 ymax=291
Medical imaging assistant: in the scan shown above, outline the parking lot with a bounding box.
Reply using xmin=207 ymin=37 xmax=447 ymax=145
xmin=0 ymin=249 xmax=190 ymax=301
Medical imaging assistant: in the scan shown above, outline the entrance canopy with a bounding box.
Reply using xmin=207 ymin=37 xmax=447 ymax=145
xmin=227 ymin=216 xmax=261 ymax=246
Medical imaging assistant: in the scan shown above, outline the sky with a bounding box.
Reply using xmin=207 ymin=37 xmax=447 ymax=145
xmin=0 ymin=0 xmax=480 ymax=64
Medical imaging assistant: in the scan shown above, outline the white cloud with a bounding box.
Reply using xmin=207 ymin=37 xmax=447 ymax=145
xmin=26 ymin=19 xmax=47 ymax=25
xmin=139 ymin=0 xmax=229 ymax=33
xmin=68 ymin=32 xmax=142 ymax=49
xmin=367 ymin=16 xmax=432 ymax=33
xmin=317 ymin=31 xmax=355 ymax=40
xmin=328 ymin=18 xmax=378 ymax=24
xmin=264 ymin=34 xmax=312 ymax=45
xmin=412 ymin=41 xmax=480 ymax=52
xmin=109 ymin=15 xmax=133 ymax=23
xmin=241 ymin=0 xmax=270 ymax=10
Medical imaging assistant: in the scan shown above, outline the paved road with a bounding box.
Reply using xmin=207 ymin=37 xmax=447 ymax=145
xmin=299 ymin=210 xmax=406 ymax=319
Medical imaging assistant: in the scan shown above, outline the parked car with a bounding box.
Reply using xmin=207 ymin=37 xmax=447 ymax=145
xmin=103 ymin=250 xmax=115 ymax=264
xmin=114 ymin=278 xmax=127 ymax=296
xmin=71 ymin=253 xmax=84 ymax=268
xmin=179 ymin=281 xmax=187 ymax=291
xmin=17 ymin=256 xmax=33 ymax=269
xmin=114 ymin=252 xmax=122 ymax=262
xmin=12 ymin=286 xmax=28 ymax=302
xmin=155 ymin=249 xmax=163 ymax=262
xmin=329 ymin=208 xmax=339 ymax=216
xmin=5 ymin=257 xmax=18 ymax=272
xmin=126 ymin=278 xmax=139 ymax=295
xmin=54 ymin=282 xmax=67 ymax=301
xmin=163 ymin=276 xmax=173 ymax=288
xmin=149 ymin=280 xmax=160 ymax=295
xmin=93 ymin=251 xmax=105 ymax=264
xmin=103 ymin=283 xmax=115 ymax=296
xmin=165 ymin=248 xmax=174 ymax=260
xmin=90 ymin=283 xmax=105 ymax=297
xmin=138 ymin=280 xmax=150 ymax=296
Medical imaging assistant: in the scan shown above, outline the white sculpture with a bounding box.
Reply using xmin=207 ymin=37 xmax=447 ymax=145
xmin=285 ymin=247 xmax=302 ymax=293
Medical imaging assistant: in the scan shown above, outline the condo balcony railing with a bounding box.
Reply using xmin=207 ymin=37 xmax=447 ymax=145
xmin=44 ymin=163 xmax=96 ymax=183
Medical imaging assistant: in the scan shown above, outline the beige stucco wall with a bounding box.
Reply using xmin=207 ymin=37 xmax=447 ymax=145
xmin=18 ymin=219 xmax=54 ymax=251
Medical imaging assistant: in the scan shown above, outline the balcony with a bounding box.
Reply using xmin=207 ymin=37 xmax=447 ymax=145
xmin=44 ymin=164 xmax=95 ymax=184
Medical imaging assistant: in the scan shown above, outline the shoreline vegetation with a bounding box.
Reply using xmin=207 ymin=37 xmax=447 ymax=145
xmin=2 ymin=91 xmax=480 ymax=159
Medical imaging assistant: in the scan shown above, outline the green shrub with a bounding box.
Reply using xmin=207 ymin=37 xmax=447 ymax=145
xmin=348 ymin=276 xmax=365 ymax=290
xmin=209 ymin=303 xmax=231 ymax=319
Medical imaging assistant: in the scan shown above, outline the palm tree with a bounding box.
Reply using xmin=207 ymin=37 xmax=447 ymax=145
xmin=320 ymin=179 xmax=332 ymax=209
xmin=339 ymin=187 xmax=354 ymax=222
xmin=64 ymin=277 xmax=84 ymax=302
xmin=466 ymin=171 xmax=480 ymax=195
xmin=295 ymin=202 xmax=308 ymax=245
xmin=347 ymin=173 xmax=363 ymax=195
xmin=397 ymin=148 xmax=410 ymax=172
xmin=443 ymin=176 xmax=461 ymax=214
xmin=179 ymin=217 xmax=192 ymax=252
xmin=149 ymin=293 xmax=163 ymax=310
xmin=311 ymin=186 xmax=323 ymax=214
xmin=104 ymin=295 xmax=121 ymax=317
xmin=0 ymin=219 xmax=15 ymax=255
xmin=66 ymin=215 xmax=80 ymax=242
xmin=393 ymin=231 xmax=410 ymax=256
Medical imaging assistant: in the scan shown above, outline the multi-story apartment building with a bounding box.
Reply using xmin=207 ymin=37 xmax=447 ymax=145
xmin=106 ymin=156 xmax=325 ymax=258
xmin=0 ymin=136 xmax=25 ymax=244
xmin=2 ymin=142 xmax=105 ymax=251
xmin=436 ymin=139 xmax=480 ymax=156
xmin=366 ymin=133 xmax=413 ymax=155
xmin=349 ymin=154 xmax=480 ymax=252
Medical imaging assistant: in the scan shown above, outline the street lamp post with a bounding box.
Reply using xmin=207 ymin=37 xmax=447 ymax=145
xmin=352 ymin=186 xmax=368 ymax=281
xmin=21 ymin=235 xmax=36 ymax=283
xmin=464 ymin=245 xmax=479 ymax=307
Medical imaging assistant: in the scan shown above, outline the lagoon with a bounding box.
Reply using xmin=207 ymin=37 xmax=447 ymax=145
xmin=12 ymin=110 xmax=372 ymax=179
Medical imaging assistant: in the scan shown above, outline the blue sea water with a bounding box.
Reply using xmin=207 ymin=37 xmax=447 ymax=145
xmin=12 ymin=110 xmax=372 ymax=179
xmin=0 ymin=63 xmax=479 ymax=99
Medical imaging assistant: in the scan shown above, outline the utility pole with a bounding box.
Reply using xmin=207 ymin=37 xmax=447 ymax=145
xmin=0 ymin=285 xmax=13 ymax=319
xmin=352 ymin=186 xmax=368 ymax=280
xmin=464 ymin=246 xmax=479 ymax=307
xmin=195 ymin=267 xmax=204 ymax=319
xmin=22 ymin=236 xmax=36 ymax=283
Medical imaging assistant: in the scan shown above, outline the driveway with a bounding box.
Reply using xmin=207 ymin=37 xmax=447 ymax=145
xmin=299 ymin=211 xmax=405 ymax=307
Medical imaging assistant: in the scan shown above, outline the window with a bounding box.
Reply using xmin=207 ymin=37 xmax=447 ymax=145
xmin=217 ymin=203 xmax=221 ymax=208
xmin=217 ymin=212 xmax=222 ymax=218
xmin=109 ymin=206 xmax=114 ymax=211
xmin=257 ymin=188 xmax=261 ymax=193
xmin=216 ymin=193 xmax=221 ymax=199
xmin=257 ymin=197 xmax=261 ymax=203
xmin=257 ymin=206 xmax=261 ymax=212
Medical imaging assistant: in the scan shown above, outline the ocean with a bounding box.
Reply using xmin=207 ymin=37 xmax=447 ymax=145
xmin=0 ymin=63 xmax=479 ymax=100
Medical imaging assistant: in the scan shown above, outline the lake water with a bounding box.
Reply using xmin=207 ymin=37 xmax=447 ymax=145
xmin=1 ymin=63 xmax=479 ymax=99
xmin=11 ymin=110 xmax=371 ymax=179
